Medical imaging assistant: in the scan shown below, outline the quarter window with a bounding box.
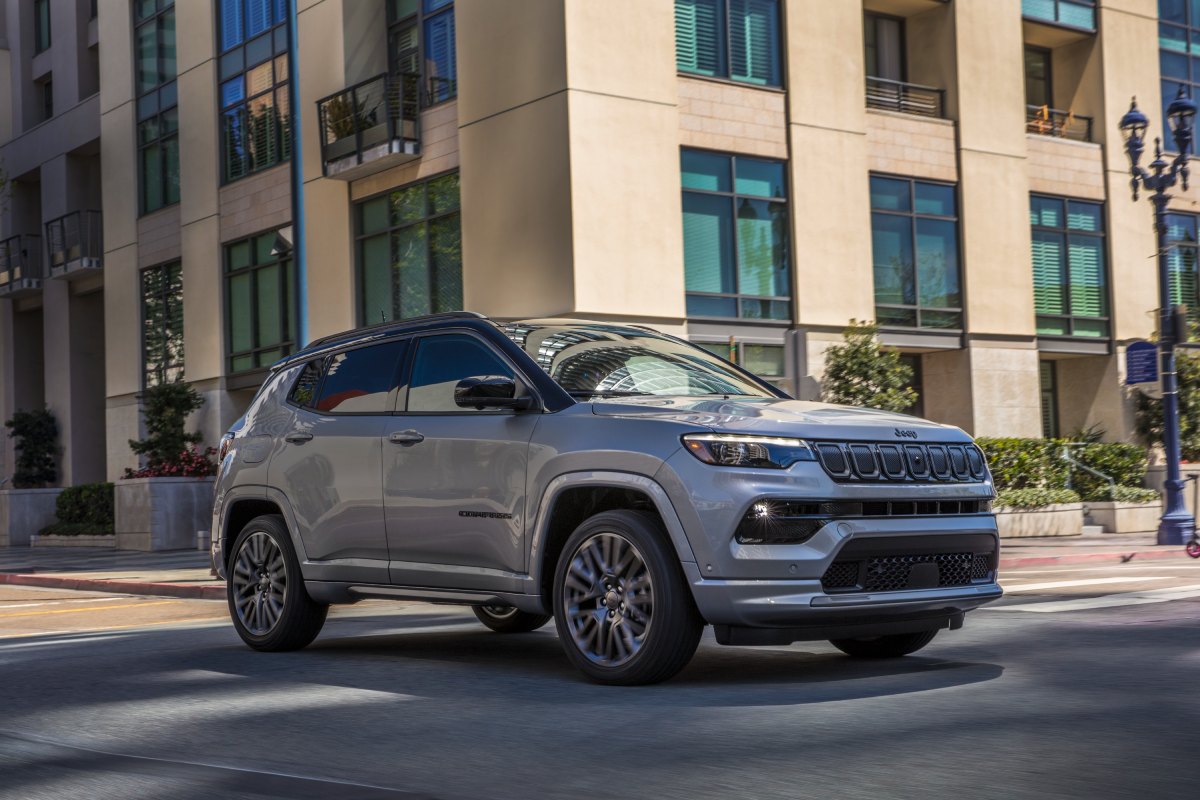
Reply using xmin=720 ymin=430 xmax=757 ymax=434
xmin=136 ymin=0 xmax=179 ymax=214
xmin=675 ymin=0 xmax=782 ymax=87
xmin=225 ymin=230 xmax=295 ymax=373
xmin=1030 ymin=195 xmax=1109 ymax=338
xmin=869 ymin=175 xmax=962 ymax=330
xmin=142 ymin=261 xmax=184 ymax=387
xmin=290 ymin=360 xmax=323 ymax=408
xmin=356 ymin=172 xmax=462 ymax=325
xmin=312 ymin=341 xmax=408 ymax=414
xmin=681 ymin=149 xmax=791 ymax=321
xmin=406 ymin=334 xmax=515 ymax=413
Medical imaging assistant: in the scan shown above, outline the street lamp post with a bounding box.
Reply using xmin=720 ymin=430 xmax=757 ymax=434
xmin=1119 ymin=88 xmax=1198 ymax=545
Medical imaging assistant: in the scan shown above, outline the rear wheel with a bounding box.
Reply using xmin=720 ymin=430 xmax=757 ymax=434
xmin=473 ymin=605 xmax=552 ymax=633
xmin=227 ymin=514 xmax=327 ymax=651
xmin=829 ymin=629 xmax=938 ymax=658
xmin=552 ymin=510 xmax=703 ymax=685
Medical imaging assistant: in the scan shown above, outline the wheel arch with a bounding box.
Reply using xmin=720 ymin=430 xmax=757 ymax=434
xmin=218 ymin=487 xmax=310 ymax=570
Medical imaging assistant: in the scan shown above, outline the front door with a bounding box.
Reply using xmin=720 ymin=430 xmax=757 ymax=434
xmin=384 ymin=332 xmax=538 ymax=590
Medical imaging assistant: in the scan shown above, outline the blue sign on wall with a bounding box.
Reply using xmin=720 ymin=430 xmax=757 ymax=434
xmin=1126 ymin=340 xmax=1159 ymax=385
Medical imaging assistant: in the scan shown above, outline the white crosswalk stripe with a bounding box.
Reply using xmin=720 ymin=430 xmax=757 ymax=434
xmin=987 ymin=584 xmax=1200 ymax=613
xmin=1001 ymin=577 xmax=1173 ymax=593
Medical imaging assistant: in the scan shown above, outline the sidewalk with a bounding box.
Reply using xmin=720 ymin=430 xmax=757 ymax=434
xmin=0 ymin=535 xmax=1194 ymax=601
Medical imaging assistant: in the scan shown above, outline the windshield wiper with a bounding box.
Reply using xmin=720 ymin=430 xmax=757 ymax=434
xmin=566 ymin=390 xmax=654 ymax=398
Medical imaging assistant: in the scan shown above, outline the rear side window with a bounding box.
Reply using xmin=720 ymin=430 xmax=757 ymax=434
xmin=407 ymin=334 xmax=516 ymax=412
xmin=311 ymin=340 xmax=408 ymax=414
xmin=289 ymin=360 xmax=323 ymax=407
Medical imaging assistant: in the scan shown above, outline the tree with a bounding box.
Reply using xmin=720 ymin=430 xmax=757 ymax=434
xmin=126 ymin=380 xmax=211 ymax=477
xmin=5 ymin=408 xmax=58 ymax=488
xmin=821 ymin=320 xmax=918 ymax=413
xmin=1133 ymin=348 xmax=1200 ymax=461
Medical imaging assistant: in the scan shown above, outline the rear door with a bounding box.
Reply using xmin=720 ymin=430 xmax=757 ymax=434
xmin=268 ymin=339 xmax=408 ymax=583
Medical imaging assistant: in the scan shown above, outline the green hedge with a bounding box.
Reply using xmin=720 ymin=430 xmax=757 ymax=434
xmin=1068 ymin=443 xmax=1149 ymax=502
xmin=977 ymin=438 xmax=1156 ymax=507
xmin=1088 ymin=485 xmax=1160 ymax=504
xmin=994 ymin=488 xmax=1081 ymax=510
xmin=975 ymin=438 xmax=1068 ymax=490
xmin=43 ymin=482 xmax=115 ymax=535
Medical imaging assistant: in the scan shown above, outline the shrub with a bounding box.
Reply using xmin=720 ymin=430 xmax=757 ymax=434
xmin=1133 ymin=348 xmax=1200 ymax=460
xmin=821 ymin=320 xmax=918 ymax=413
xmin=1085 ymin=485 xmax=1160 ymax=504
xmin=975 ymin=437 xmax=1068 ymax=491
xmin=994 ymin=488 xmax=1081 ymax=510
xmin=41 ymin=482 xmax=114 ymax=535
xmin=1069 ymin=443 xmax=1150 ymax=501
xmin=124 ymin=446 xmax=218 ymax=479
xmin=4 ymin=408 xmax=58 ymax=488
xmin=126 ymin=381 xmax=216 ymax=478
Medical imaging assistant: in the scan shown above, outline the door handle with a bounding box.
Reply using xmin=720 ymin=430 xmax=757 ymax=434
xmin=284 ymin=432 xmax=313 ymax=444
xmin=388 ymin=430 xmax=425 ymax=445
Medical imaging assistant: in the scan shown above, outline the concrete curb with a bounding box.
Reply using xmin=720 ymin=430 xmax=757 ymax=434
xmin=0 ymin=572 xmax=225 ymax=600
xmin=998 ymin=547 xmax=1195 ymax=569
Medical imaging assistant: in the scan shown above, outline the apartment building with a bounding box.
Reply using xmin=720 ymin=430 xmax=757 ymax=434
xmin=0 ymin=0 xmax=1194 ymax=485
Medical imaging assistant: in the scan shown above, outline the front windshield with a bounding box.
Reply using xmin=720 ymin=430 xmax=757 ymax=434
xmin=503 ymin=322 xmax=776 ymax=398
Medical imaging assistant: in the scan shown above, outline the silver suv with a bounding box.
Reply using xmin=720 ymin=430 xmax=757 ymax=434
xmin=212 ymin=312 xmax=1001 ymax=684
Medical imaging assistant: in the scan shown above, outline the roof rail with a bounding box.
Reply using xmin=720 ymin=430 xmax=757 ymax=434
xmin=303 ymin=311 xmax=488 ymax=351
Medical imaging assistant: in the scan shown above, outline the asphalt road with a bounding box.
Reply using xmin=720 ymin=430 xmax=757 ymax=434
xmin=1 ymin=560 xmax=1198 ymax=800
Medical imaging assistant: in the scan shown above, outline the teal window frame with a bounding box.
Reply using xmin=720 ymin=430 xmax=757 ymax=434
xmin=675 ymin=0 xmax=783 ymax=88
xmin=869 ymin=174 xmax=963 ymax=331
xmin=218 ymin=0 xmax=291 ymax=183
xmin=225 ymin=230 xmax=296 ymax=374
xmin=355 ymin=171 xmax=463 ymax=326
xmin=135 ymin=0 xmax=178 ymax=215
xmin=141 ymin=261 xmax=184 ymax=387
xmin=1030 ymin=194 xmax=1109 ymax=339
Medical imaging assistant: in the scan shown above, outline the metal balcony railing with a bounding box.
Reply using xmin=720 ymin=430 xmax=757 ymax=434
xmin=45 ymin=210 xmax=103 ymax=273
xmin=1026 ymin=105 xmax=1093 ymax=142
xmin=317 ymin=72 xmax=421 ymax=178
xmin=0 ymin=234 xmax=44 ymax=295
xmin=866 ymin=77 xmax=945 ymax=119
xmin=1021 ymin=0 xmax=1096 ymax=32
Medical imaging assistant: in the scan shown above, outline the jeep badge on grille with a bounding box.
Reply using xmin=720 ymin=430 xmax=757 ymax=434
xmin=894 ymin=429 xmax=918 ymax=439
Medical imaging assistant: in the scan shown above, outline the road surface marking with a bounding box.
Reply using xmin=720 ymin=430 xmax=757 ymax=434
xmin=0 ymin=600 xmax=180 ymax=618
xmin=1000 ymin=565 xmax=1196 ymax=574
xmin=1001 ymin=577 xmax=1174 ymax=592
xmin=0 ymin=598 xmax=132 ymax=610
xmin=987 ymin=584 xmax=1200 ymax=612
xmin=0 ymin=616 xmax=229 ymax=641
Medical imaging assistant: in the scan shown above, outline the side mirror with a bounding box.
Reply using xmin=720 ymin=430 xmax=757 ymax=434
xmin=454 ymin=376 xmax=534 ymax=411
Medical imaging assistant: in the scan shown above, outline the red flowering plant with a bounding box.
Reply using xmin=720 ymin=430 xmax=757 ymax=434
xmin=123 ymin=380 xmax=218 ymax=479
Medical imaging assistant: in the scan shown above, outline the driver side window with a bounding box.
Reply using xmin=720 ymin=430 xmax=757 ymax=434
xmin=406 ymin=334 xmax=518 ymax=413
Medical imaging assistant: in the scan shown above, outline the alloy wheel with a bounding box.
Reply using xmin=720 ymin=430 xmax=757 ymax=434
xmin=479 ymin=605 xmax=519 ymax=620
xmin=231 ymin=531 xmax=287 ymax=635
xmin=561 ymin=532 xmax=654 ymax=667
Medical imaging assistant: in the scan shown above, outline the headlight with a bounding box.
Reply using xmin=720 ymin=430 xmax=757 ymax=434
xmin=218 ymin=432 xmax=235 ymax=463
xmin=681 ymin=434 xmax=815 ymax=469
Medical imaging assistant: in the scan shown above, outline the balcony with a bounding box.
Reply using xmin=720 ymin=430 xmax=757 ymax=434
xmin=1026 ymin=105 xmax=1092 ymax=142
xmin=45 ymin=210 xmax=103 ymax=278
xmin=866 ymin=77 xmax=945 ymax=119
xmin=1021 ymin=0 xmax=1095 ymax=32
xmin=0 ymin=235 xmax=44 ymax=298
xmin=317 ymin=72 xmax=421 ymax=181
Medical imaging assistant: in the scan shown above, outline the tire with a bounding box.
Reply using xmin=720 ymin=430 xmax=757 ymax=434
xmin=552 ymin=510 xmax=703 ymax=685
xmin=226 ymin=514 xmax=328 ymax=652
xmin=473 ymin=605 xmax=552 ymax=633
xmin=829 ymin=629 xmax=938 ymax=659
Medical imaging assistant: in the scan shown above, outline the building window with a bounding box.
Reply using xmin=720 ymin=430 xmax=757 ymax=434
xmin=1023 ymin=0 xmax=1096 ymax=31
xmin=1024 ymin=46 xmax=1052 ymax=108
xmin=696 ymin=339 xmax=787 ymax=392
xmin=136 ymin=0 xmax=178 ymax=214
xmin=864 ymin=12 xmax=904 ymax=82
xmin=675 ymin=0 xmax=782 ymax=87
xmin=1039 ymin=361 xmax=1059 ymax=438
xmin=34 ymin=0 xmax=50 ymax=53
xmin=870 ymin=175 xmax=962 ymax=330
xmin=389 ymin=0 xmax=457 ymax=106
xmin=1167 ymin=212 xmax=1200 ymax=317
xmin=218 ymin=0 xmax=291 ymax=183
xmin=1160 ymin=0 xmax=1200 ymax=134
xmin=898 ymin=354 xmax=924 ymax=418
xmin=225 ymin=230 xmax=295 ymax=373
xmin=1030 ymin=195 xmax=1109 ymax=338
xmin=40 ymin=79 xmax=53 ymax=121
xmin=682 ymin=149 xmax=791 ymax=321
xmin=356 ymin=172 xmax=462 ymax=324
xmin=142 ymin=262 xmax=184 ymax=387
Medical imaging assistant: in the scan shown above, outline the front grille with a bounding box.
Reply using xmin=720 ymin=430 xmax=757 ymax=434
xmin=814 ymin=441 xmax=989 ymax=484
xmin=822 ymin=551 xmax=995 ymax=593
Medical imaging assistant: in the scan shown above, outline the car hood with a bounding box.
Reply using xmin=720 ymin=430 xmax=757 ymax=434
xmin=590 ymin=396 xmax=971 ymax=443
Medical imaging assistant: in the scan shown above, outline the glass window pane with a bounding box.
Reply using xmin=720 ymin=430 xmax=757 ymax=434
xmin=914 ymin=183 xmax=955 ymax=216
xmin=1068 ymin=234 xmax=1107 ymax=318
xmin=274 ymin=53 xmax=289 ymax=83
xmin=915 ymin=218 xmax=960 ymax=309
xmin=256 ymin=233 xmax=277 ymax=263
xmin=229 ymin=273 xmax=253 ymax=354
xmin=142 ymin=143 xmax=163 ymax=212
xmin=696 ymin=342 xmax=734 ymax=361
xmin=919 ymin=310 xmax=961 ymax=330
xmin=394 ymin=225 xmax=430 ymax=318
xmin=247 ymin=0 xmax=272 ymax=37
xmin=360 ymin=197 xmax=389 ymax=234
xmin=1168 ymin=213 xmax=1198 ymax=242
xmin=391 ymin=0 xmax=419 ymax=20
xmin=136 ymin=23 xmax=158 ymax=94
xmin=686 ymin=294 xmax=738 ymax=317
xmin=682 ymin=193 xmax=735 ymax=294
xmin=246 ymin=61 xmax=273 ymax=96
xmin=729 ymin=0 xmax=781 ymax=86
xmin=424 ymin=9 xmax=457 ymax=103
xmin=676 ymin=0 xmax=726 ymax=78
xmin=256 ymin=264 xmax=282 ymax=346
xmin=1025 ymin=48 xmax=1051 ymax=107
xmin=1162 ymin=23 xmax=1189 ymax=56
xmin=739 ymin=298 xmax=789 ymax=320
xmin=136 ymin=0 xmax=157 ymax=21
xmin=221 ymin=77 xmax=245 ymax=108
xmin=1032 ymin=230 xmax=1067 ymax=316
xmin=736 ymin=198 xmax=788 ymax=297
xmin=228 ymin=240 xmax=252 ymax=271
xmin=1169 ymin=242 xmax=1199 ymax=307
xmin=162 ymin=10 xmax=177 ymax=82
xmin=734 ymin=158 xmax=786 ymax=198
xmin=742 ymin=344 xmax=784 ymax=377
xmin=164 ymin=134 xmax=180 ymax=205
xmin=313 ymin=341 xmax=407 ymax=413
xmin=1162 ymin=0 xmax=1187 ymax=26
xmin=246 ymin=33 xmax=273 ymax=69
xmin=876 ymin=306 xmax=917 ymax=327
xmin=361 ymin=235 xmax=393 ymax=323
xmin=408 ymin=335 xmax=514 ymax=413
xmin=869 ymin=176 xmax=910 ymax=212
xmin=220 ymin=49 xmax=244 ymax=81
xmin=1066 ymin=201 xmax=1102 ymax=233
xmin=1030 ymin=195 xmax=1064 ymax=227
xmin=681 ymin=150 xmax=731 ymax=193
xmin=220 ymin=0 xmax=244 ymax=50
xmin=871 ymin=212 xmax=915 ymax=306
xmin=427 ymin=172 xmax=460 ymax=215
xmin=391 ymin=184 xmax=426 ymax=224
xmin=429 ymin=214 xmax=463 ymax=313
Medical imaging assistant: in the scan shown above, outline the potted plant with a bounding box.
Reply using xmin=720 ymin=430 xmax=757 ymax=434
xmin=115 ymin=381 xmax=217 ymax=551
xmin=976 ymin=438 xmax=1083 ymax=538
xmin=0 ymin=408 xmax=62 ymax=546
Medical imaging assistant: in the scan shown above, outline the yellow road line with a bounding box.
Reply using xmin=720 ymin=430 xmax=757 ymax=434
xmin=0 ymin=600 xmax=181 ymax=618
xmin=0 ymin=615 xmax=229 ymax=639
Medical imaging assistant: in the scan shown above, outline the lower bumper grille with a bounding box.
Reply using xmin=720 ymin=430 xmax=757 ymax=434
xmin=823 ymin=550 xmax=996 ymax=593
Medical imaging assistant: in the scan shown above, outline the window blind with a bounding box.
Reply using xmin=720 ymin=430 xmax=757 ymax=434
xmin=676 ymin=0 xmax=724 ymax=77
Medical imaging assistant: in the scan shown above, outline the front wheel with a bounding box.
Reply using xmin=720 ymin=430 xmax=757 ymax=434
xmin=473 ymin=605 xmax=552 ymax=633
xmin=227 ymin=514 xmax=328 ymax=651
xmin=829 ymin=629 xmax=938 ymax=658
xmin=552 ymin=510 xmax=703 ymax=685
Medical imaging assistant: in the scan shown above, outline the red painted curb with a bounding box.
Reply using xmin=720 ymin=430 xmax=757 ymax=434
xmin=0 ymin=572 xmax=225 ymax=600
xmin=999 ymin=548 xmax=1194 ymax=569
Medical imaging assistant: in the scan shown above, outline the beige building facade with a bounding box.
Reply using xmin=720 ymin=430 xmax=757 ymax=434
xmin=0 ymin=0 xmax=1193 ymax=485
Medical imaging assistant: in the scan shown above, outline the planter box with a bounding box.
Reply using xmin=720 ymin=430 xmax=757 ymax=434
xmin=32 ymin=533 xmax=116 ymax=548
xmin=995 ymin=503 xmax=1083 ymax=538
xmin=1144 ymin=463 xmax=1200 ymax=515
xmin=1084 ymin=500 xmax=1162 ymax=534
xmin=115 ymin=477 xmax=215 ymax=552
xmin=0 ymin=488 xmax=63 ymax=546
